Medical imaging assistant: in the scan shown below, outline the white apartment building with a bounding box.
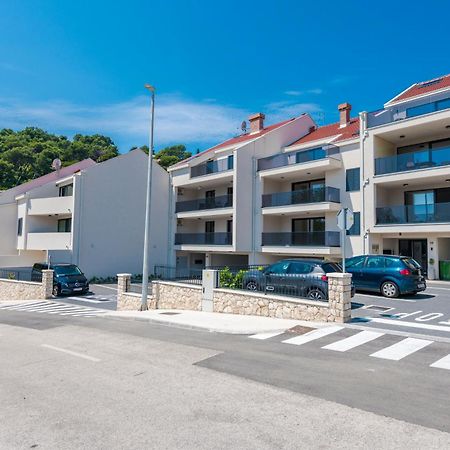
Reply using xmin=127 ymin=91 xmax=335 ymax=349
xmin=0 ymin=149 xmax=169 ymax=278
xmin=361 ymin=74 xmax=450 ymax=279
xmin=169 ymin=73 xmax=450 ymax=280
xmin=168 ymin=108 xmax=361 ymax=271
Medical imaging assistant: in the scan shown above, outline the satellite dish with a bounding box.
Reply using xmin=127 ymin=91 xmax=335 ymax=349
xmin=241 ymin=121 xmax=247 ymax=134
xmin=52 ymin=158 xmax=62 ymax=171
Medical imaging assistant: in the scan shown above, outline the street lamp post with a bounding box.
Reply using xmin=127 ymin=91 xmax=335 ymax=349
xmin=141 ymin=83 xmax=155 ymax=310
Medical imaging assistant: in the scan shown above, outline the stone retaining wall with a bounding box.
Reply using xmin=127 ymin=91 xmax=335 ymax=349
xmin=0 ymin=270 xmax=53 ymax=301
xmin=116 ymin=272 xmax=352 ymax=323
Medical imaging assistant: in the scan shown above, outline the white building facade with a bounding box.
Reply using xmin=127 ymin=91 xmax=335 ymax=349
xmin=169 ymin=74 xmax=450 ymax=280
xmin=0 ymin=149 xmax=170 ymax=278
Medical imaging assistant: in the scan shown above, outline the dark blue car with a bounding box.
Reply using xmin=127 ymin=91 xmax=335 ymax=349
xmin=345 ymin=255 xmax=426 ymax=298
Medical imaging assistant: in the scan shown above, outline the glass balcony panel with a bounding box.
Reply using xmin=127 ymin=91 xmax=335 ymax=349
xmin=190 ymin=156 xmax=233 ymax=178
xmin=261 ymin=231 xmax=340 ymax=247
xmin=176 ymin=194 xmax=233 ymax=213
xmin=175 ymin=232 xmax=232 ymax=245
xmin=376 ymin=202 xmax=450 ymax=224
xmin=375 ymin=147 xmax=450 ymax=175
xmin=262 ymin=187 xmax=340 ymax=208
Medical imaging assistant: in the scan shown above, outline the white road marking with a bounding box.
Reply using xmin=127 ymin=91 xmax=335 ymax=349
xmin=41 ymin=344 xmax=100 ymax=362
xmin=282 ymin=326 xmax=344 ymax=346
xmin=430 ymin=354 xmax=450 ymax=370
xmin=322 ymin=330 xmax=385 ymax=352
xmin=370 ymin=337 xmax=433 ymax=361
xmin=0 ymin=302 xmax=50 ymax=310
xmin=90 ymin=284 xmax=118 ymax=291
xmin=438 ymin=321 xmax=450 ymax=327
xmin=370 ymin=318 xmax=450 ymax=333
xmin=67 ymin=297 xmax=111 ymax=304
xmin=248 ymin=331 xmax=285 ymax=340
xmin=355 ymin=294 xmax=418 ymax=302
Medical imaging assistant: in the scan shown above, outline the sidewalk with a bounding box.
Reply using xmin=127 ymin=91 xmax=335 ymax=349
xmin=105 ymin=309 xmax=330 ymax=334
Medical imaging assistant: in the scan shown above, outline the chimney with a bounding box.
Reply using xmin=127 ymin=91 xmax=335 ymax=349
xmin=248 ymin=113 xmax=265 ymax=133
xmin=338 ymin=102 xmax=351 ymax=127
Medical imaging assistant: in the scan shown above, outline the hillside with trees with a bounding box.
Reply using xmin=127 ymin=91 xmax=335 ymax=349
xmin=0 ymin=127 xmax=119 ymax=191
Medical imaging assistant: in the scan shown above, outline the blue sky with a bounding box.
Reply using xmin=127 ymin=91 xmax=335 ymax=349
xmin=1 ymin=0 xmax=449 ymax=153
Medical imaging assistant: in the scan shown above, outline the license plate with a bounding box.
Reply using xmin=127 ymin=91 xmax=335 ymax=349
xmin=417 ymin=283 xmax=425 ymax=289
xmin=73 ymin=287 xmax=82 ymax=291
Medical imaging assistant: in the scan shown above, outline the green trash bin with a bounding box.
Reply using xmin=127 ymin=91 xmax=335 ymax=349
xmin=439 ymin=260 xmax=450 ymax=281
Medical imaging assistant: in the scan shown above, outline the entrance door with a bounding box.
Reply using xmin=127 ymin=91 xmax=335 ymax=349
xmin=399 ymin=239 xmax=428 ymax=275
xmin=292 ymin=217 xmax=325 ymax=245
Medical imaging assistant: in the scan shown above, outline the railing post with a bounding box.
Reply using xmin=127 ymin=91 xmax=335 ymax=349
xmin=327 ymin=272 xmax=352 ymax=323
xmin=41 ymin=269 xmax=54 ymax=299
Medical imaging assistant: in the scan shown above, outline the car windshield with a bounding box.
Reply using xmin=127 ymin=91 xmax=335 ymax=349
xmin=53 ymin=265 xmax=82 ymax=276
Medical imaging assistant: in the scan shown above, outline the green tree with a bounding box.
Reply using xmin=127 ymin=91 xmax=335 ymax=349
xmin=154 ymin=144 xmax=191 ymax=169
xmin=0 ymin=127 xmax=119 ymax=190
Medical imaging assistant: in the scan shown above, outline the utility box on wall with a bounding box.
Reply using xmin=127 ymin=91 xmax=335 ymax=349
xmin=202 ymin=269 xmax=218 ymax=312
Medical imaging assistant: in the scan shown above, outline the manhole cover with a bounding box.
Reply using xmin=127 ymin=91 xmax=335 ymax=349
xmin=286 ymin=325 xmax=315 ymax=335
xmin=364 ymin=305 xmax=393 ymax=312
xmin=159 ymin=312 xmax=181 ymax=316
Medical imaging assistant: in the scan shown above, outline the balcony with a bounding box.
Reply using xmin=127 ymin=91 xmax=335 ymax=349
xmin=376 ymin=202 xmax=450 ymax=225
xmin=262 ymin=186 xmax=340 ymax=208
xmin=26 ymin=232 xmax=72 ymax=250
xmin=367 ymin=96 xmax=450 ymax=128
xmin=375 ymin=147 xmax=450 ymax=176
xmin=176 ymin=194 xmax=233 ymax=213
xmin=175 ymin=232 xmax=232 ymax=246
xmin=190 ymin=157 xmax=233 ymax=178
xmin=27 ymin=196 xmax=73 ymax=216
xmin=261 ymin=231 xmax=340 ymax=247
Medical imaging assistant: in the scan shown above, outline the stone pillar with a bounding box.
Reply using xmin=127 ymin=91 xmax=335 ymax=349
xmin=117 ymin=273 xmax=131 ymax=295
xmin=327 ymin=272 xmax=352 ymax=323
xmin=41 ymin=269 xmax=54 ymax=299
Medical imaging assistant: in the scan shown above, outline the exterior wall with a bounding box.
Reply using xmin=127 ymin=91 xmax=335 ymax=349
xmin=72 ymin=150 xmax=170 ymax=278
xmin=0 ymin=269 xmax=53 ymax=301
xmin=116 ymin=272 xmax=351 ymax=323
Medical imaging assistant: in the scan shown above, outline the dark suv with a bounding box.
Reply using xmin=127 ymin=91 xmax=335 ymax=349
xmin=32 ymin=263 xmax=89 ymax=297
xmin=345 ymin=255 xmax=426 ymax=297
xmin=242 ymin=259 xmax=354 ymax=301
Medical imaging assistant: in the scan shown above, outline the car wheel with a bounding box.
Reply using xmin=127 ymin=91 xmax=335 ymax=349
xmin=381 ymin=281 xmax=399 ymax=298
xmin=52 ymin=285 xmax=61 ymax=297
xmin=307 ymin=288 xmax=326 ymax=300
xmin=245 ymin=280 xmax=258 ymax=291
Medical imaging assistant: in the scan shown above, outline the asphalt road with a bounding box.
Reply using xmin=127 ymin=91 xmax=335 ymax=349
xmin=0 ymin=308 xmax=449 ymax=449
xmin=351 ymin=281 xmax=450 ymax=340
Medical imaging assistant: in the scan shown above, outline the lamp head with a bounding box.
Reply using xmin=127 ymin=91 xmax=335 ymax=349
xmin=144 ymin=84 xmax=155 ymax=92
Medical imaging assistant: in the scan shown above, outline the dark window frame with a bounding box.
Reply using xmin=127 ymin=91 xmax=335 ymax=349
xmin=346 ymin=168 xmax=360 ymax=192
xmin=346 ymin=212 xmax=361 ymax=236
xmin=17 ymin=218 xmax=23 ymax=237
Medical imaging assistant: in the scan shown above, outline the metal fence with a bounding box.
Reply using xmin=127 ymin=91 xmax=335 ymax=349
xmin=215 ymin=265 xmax=329 ymax=301
xmin=0 ymin=268 xmax=39 ymax=282
xmin=153 ymin=265 xmax=203 ymax=285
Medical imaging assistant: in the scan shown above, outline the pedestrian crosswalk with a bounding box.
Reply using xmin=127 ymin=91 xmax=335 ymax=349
xmin=0 ymin=301 xmax=108 ymax=318
xmin=249 ymin=327 xmax=450 ymax=371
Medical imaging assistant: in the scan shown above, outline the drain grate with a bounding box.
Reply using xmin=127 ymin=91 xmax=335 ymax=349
xmin=286 ymin=325 xmax=315 ymax=335
xmin=363 ymin=305 xmax=394 ymax=312
xmin=159 ymin=312 xmax=181 ymax=316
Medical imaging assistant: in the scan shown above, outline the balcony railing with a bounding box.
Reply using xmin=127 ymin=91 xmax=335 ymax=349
xmin=262 ymin=186 xmax=340 ymax=208
xmin=176 ymin=195 xmax=233 ymax=213
xmin=261 ymin=231 xmax=340 ymax=247
xmin=375 ymin=147 xmax=450 ymax=175
xmin=175 ymin=232 xmax=232 ymax=245
xmin=257 ymin=144 xmax=339 ymax=172
xmin=376 ymin=202 xmax=450 ymax=225
xmin=190 ymin=156 xmax=233 ymax=178
xmin=367 ymin=96 xmax=450 ymax=128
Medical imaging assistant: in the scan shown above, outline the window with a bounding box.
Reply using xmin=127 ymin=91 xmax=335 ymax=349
xmin=385 ymin=257 xmax=400 ymax=268
xmin=205 ymin=221 xmax=215 ymax=233
xmin=266 ymin=261 xmax=290 ymax=274
xmin=288 ymin=262 xmax=312 ymax=274
xmin=57 ymin=218 xmax=72 ymax=233
xmin=17 ymin=218 xmax=23 ymax=237
xmin=346 ymin=212 xmax=360 ymax=236
xmin=346 ymin=256 xmax=365 ymax=269
xmin=227 ymin=220 xmax=233 ymax=234
xmin=59 ymin=184 xmax=73 ymax=197
xmin=346 ymin=168 xmax=360 ymax=192
xmin=366 ymin=256 xmax=385 ymax=269
xmin=227 ymin=155 xmax=234 ymax=170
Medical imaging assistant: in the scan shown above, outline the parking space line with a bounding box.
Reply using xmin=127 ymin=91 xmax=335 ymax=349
xmin=322 ymin=330 xmax=385 ymax=352
xmin=430 ymin=354 xmax=450 ymax=370
xmin=41 ymin=344 xmax=100 ymax=362
xmin=370 ymin=337 xmax=433 ymax=361
xmin=371 ymin=318 xmax=450 ymax=333
xmin=282 ymin=326 xmax=344 ymax=346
